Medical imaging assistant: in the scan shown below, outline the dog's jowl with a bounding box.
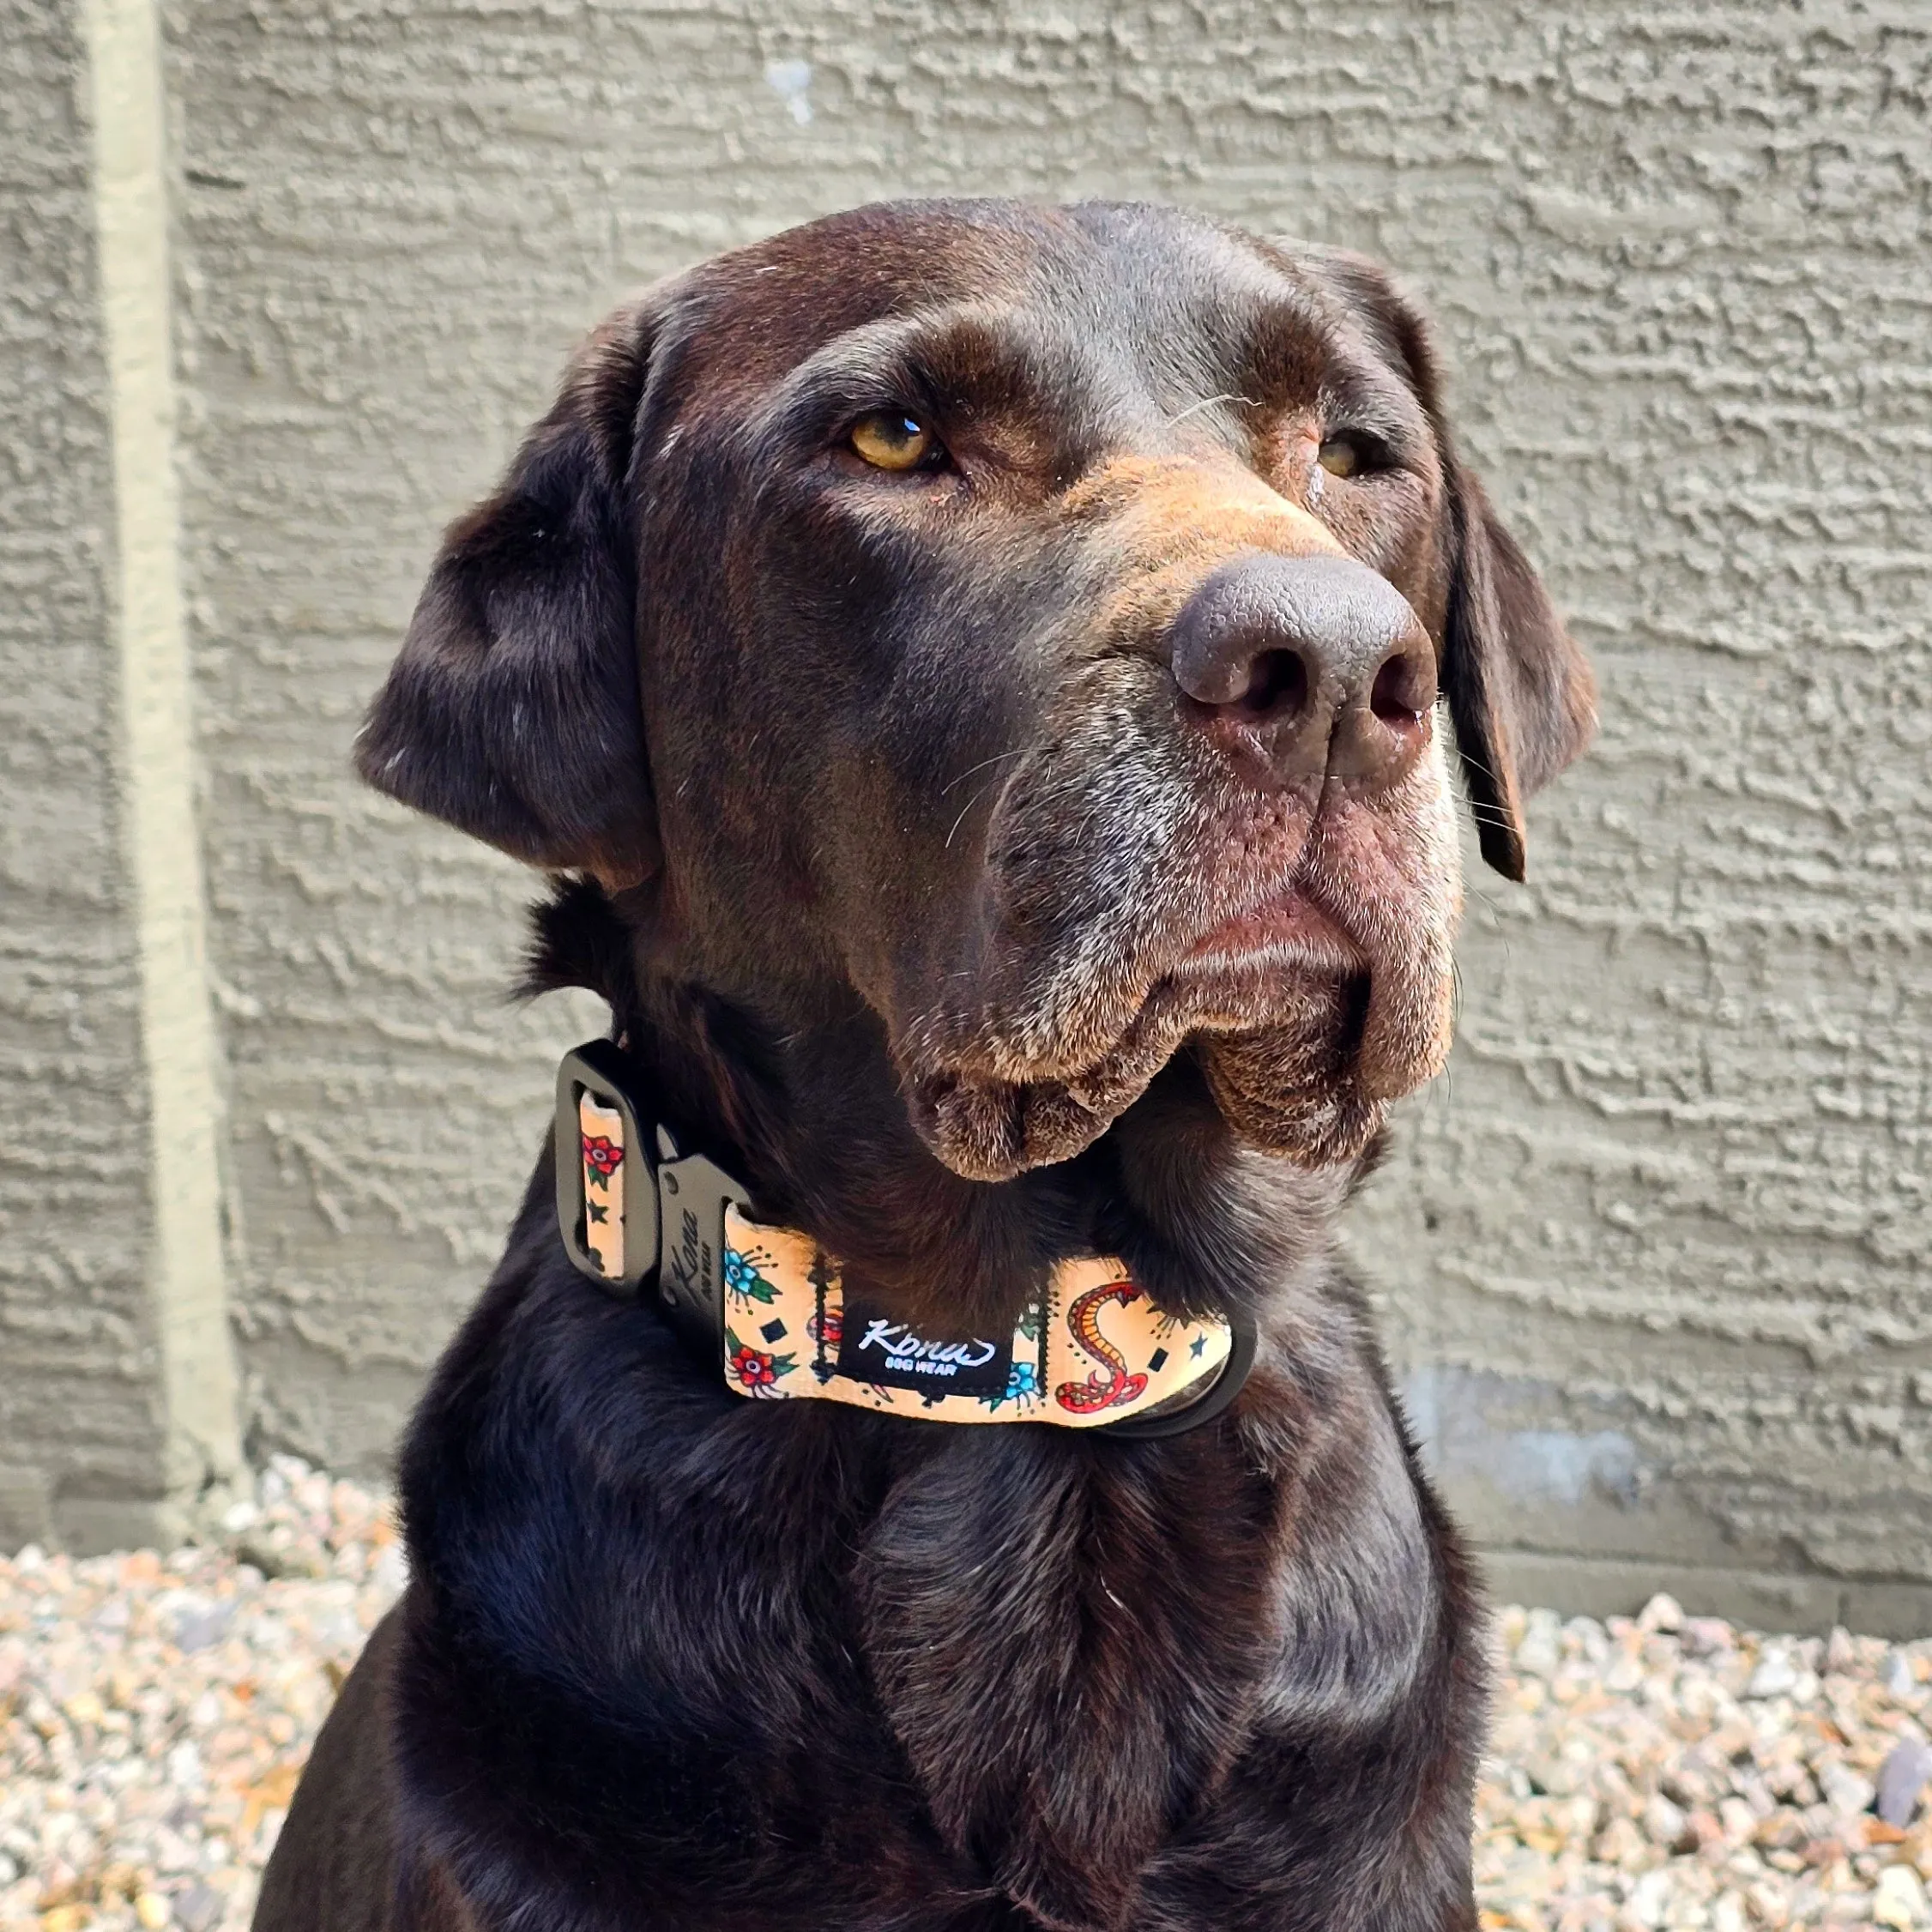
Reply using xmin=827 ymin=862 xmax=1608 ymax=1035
xmin=256 ymin=201 xmax=1594 ymax=1932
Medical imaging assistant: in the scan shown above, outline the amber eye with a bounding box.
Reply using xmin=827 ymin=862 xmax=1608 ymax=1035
xmin=1316 ymin=435 xmax=1361 ymax=479
xmin=849 ymin=410 xmax=938 ymax=471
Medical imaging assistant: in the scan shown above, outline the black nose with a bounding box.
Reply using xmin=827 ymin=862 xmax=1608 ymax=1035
xmin=1168 ymin=553 xmax=1438 ymax=789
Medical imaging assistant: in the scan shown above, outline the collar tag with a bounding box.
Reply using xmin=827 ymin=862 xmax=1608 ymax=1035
xmin=835 ymin=1298 xmax=1013 ymax=1399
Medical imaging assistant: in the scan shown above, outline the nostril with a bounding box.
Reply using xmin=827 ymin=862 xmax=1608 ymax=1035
xmin=1238 ymin=649 xmax=1307 ymax=721
xmin=1369 ymin=651 xmax=1431 ymax=726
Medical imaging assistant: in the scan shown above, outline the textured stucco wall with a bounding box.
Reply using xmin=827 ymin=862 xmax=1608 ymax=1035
xmin=0 ymin=0 xmax=170 ymax=1551
xmin=9 ymin=0 xmax=1929 ymax=1625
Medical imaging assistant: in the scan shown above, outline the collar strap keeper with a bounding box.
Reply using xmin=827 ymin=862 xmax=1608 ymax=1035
xmin=555 ymin=1038 xmax=1253 ymax=1439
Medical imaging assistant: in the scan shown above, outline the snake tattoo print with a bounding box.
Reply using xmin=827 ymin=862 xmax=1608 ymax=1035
xmin=1054 ymin=1281 xmax=1151 ymax=1414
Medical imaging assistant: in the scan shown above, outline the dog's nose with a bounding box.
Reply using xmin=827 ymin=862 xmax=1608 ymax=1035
xmin=1168 ymin=554 xmax=1438 ymax=788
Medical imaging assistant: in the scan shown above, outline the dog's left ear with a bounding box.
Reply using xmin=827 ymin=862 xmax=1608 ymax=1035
xmin=1304 ymin=249 xmax=1597 ymax=880
xmin=355 ymin=298 xmax=661 ymax=887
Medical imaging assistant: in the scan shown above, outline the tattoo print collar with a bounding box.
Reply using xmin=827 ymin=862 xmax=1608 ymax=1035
xmin=571 ymin=1081 xmax=1235 ymax=1429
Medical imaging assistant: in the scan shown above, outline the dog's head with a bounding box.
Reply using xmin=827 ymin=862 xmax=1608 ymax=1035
xmin=360 ymin=201 xmax=1593 ymax=1183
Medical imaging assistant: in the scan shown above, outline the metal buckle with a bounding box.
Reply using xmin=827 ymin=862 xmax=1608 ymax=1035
xmin=652 ymin=1137 xmax=754 ymax=1364
xmin=554 ymin=1039 xmax=659 ymax=1294
xmin=555 ymin=1039 xmax=757 ymax=1376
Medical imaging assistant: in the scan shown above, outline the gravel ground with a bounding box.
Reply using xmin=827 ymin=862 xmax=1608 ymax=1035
xmin=3 ymin=1463 xmax=1929 ymax=1932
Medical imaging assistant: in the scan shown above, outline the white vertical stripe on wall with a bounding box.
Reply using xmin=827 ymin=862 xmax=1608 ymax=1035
xmin=81 ymin=0 xmax=240 ymax=1517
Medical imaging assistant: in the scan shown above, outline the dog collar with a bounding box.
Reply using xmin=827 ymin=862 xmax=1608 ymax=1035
xmin=554 ymin=1040 xmax=1254 ymax=1437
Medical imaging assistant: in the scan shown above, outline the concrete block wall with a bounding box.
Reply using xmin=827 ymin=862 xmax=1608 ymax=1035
xmin=3 ymin=0 xmax=1927 ymax=1632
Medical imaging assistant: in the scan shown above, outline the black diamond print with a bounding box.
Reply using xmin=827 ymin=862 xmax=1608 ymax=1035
xmin=1147 ymin=1347 xmax=1169 ymax=1373
xmin=760 ymin=1319 xmax=788 ymax=1343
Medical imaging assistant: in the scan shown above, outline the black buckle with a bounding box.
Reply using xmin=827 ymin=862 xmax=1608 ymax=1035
xmin=1095 ymin=1307 xmax=1257 ymax=1440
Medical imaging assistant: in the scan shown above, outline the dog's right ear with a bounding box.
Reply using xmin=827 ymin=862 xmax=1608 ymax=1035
xmin=356 ymin=299 xmax=660 ymax=886
xmin=1296 ymin=246 xmax=1596 ymax=881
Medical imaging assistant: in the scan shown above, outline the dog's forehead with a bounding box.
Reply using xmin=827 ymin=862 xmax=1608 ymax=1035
xmin=667 ymin=199 xmax=1325 ymax=397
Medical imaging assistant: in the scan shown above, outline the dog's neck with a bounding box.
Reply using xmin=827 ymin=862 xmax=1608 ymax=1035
xmin=528 ymin=878 xmax=1356 ymax=1338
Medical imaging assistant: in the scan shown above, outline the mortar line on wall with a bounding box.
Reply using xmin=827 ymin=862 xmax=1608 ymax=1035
xmin=81 ymin=0 xmax=242 ymax=1513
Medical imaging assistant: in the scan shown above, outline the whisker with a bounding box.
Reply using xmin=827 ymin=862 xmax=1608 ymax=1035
xmin=941 ymin=747 xmax=1030 ymax=795
xmin=945 ymin=780 xmax=1001 ymax=849
xmin=1164 ymin=391 xmax=1257 ymax=428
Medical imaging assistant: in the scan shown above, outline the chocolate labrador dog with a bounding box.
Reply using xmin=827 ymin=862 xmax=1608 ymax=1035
xmin=257 ymin=199 xmax=1592 ymax=1932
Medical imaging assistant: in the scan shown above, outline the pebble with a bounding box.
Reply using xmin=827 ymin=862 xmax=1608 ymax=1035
xmin=1479 ymin=1597 xmax=1932 ymax=1930
xmin=1876 ymin=1867 xmax=1931 ymax=1929
xmin=1880 ymin=1745 xmax=1932 ymax=1832
xmin=1 ymin=1459 xmax=405 ymax=1932
xmin=1750 ymin=1650 xmax=1804 ymax=1701
xmin=3 ymin=1478 xmax=1929 ymax=1931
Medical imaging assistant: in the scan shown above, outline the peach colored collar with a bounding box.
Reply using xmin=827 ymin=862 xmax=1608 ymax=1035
xmin=554 ymin=1040 xmax=1253 ymax=1437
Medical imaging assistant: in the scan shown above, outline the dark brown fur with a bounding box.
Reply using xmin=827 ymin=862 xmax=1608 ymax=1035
xmin=257 ymin=200 xmax=1592 ymax=1932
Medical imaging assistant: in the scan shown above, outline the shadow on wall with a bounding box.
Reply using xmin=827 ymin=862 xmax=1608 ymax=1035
xmin=1403 ymin=1366 xmax=1932 ymax=1640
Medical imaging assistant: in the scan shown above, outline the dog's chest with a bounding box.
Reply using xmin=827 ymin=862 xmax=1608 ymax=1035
xmin=849 ymin=1429 xmax=1282 ymax=1931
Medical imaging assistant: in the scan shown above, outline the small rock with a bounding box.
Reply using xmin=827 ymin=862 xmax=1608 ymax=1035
xmin=1681 ymin=1617 xmax=1734 ymax=1657
xmin=1748 ymin=1648 xmax=1801 ymax=1700
xmin=1637 ymin=1592 xmax=1684 ymax=1634
xmin=1592 ymin=1814 xmax=1645 ymax=1867
xmin=1717 ymin=1796 xmax=1758 ymax=1846
xmin=1874 ymin=1863 xmax=1929 ymax=1930
xmin=1887 ymin=1650 xmax=1917 ymax=1700
xmin=1876 ymin=1739 xmax=1932 ymax=1828
xmin=172 ymin=1883 xmax=224 ymax=1932
xmin=1563 ymin=1615 xmax=1609 ymax=1662
xmin=166 ymin=1739 xmax=203 ymax=1790
xmin=1818 ymin=1761 xmax=1875 ymax=1820
xmin=1684 ymin=1807 xmax=1724 ymax=1855
xmin=1627 ymin=1867 xmax=1675 ymax=1927
xmin=1712 ymin=1893 xmax=1749 ymax=1932
xmin=135 ymin=1892 xmax=172 ymax=1929
xmin=172 ymin=1596 xmax=234 ymax=1652
xmin=1524 ymin=1753 xmax=1582 ymax=1797
xmin=1513 ymin=1628 xmax=1561 ymax=1681
xmin=1643 ymin=1791 xmax=1693 ymax=1851
xmin=1603 ymin=1651 xmax=1645 ymax=1694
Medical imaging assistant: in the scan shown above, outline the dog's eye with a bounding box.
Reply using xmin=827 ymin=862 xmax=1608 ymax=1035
xmin=1317 ymin=435 xmax=1364 ymax=479
xmin=849 ymin=410 xmax=939 ymax=472
xmin=1314 ymin=430 xmax=1398 ymax=481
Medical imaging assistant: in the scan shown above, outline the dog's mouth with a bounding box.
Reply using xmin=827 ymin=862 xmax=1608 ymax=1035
xmin=893 ymin=753 xmax=1463 ymax=1184
xmin=1174 ymin=881 xmax=1367 ymax=976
